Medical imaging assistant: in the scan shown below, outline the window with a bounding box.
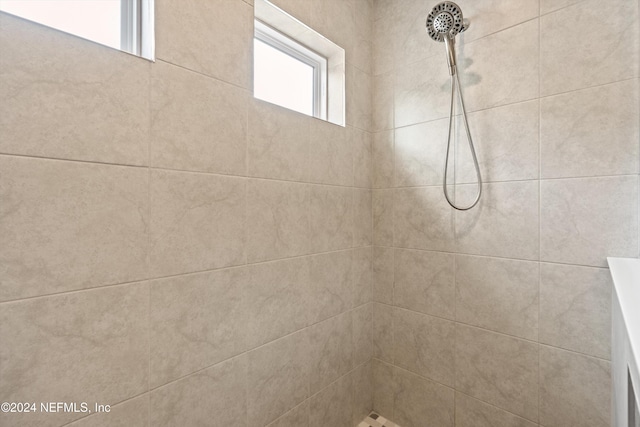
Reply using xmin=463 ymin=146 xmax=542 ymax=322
xmin=254 ymin=0 xmax=345 ymax=126
xmin=0 ymin=0 xmax=154 ymax=59
xmin=254 ymin=20 xmax=327 ymax=119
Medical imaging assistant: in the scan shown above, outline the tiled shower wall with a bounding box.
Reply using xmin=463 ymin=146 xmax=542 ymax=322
xmin=371 ymin=0 xmax=640 ymax=426
xmin=0 ymin=1 xmax=374 ymax=426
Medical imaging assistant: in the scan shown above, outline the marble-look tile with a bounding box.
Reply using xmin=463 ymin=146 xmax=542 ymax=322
xmin=391 ymin=0 xmax=442 ymax=70
xmin=373 ymin=72 xmax=395 ymax=132
xmin=0 ymin=156 xmax=148 ymax=302
xmin=309 ymin=251 xmax=352 ymax=323
xmin=353 ymin=304 xmax=373 ymax=367
xmin=245 ymin=257 xmax=310 ymax=348
xmin=308 ymin=120 xmax=352 ymax=186
xmin=455 ymin=0 xmax=539 ymax=42
xmin=393 ymin=309 xmax=455 ymax=387
xmin=373 ymin=11 xmax=396 ymax=76
xmin=373 ymin=189 xmax=394 ymax=246
xmin=309 ymin=375 xmax=353 ymax=427
xmin=456 ymin=325 xmax=538 ymax=422
xmin=308 ymin=312 xmax=353 ymax=394
xmin=248 ymin=99 xmax=310 ymax=182
xmin=150 ymin=61 xmax=247 ymax=175
xmin=458 ymin=20 xmax=539 ymax=112
xmin=373 ymin=246 xmax=394 ymax=304
xmin=373 ymin=303 xmax=394 ymax=363
xmin=247 ymin=330 xmax=310 ymax=426
xmin=394 ymin=249 xmax=455 ymax=320
xmin=0 ymin=14 xmax=149 ymax=166
xmin=352 ymin=361 xmax=373 ymax=426
xmin=352 ymin=0 xmax=373 ymax=74
xmin=540 ymin=0 xmax=639 ymax=96
xmin=352 ymin=247 xmax=373 ymax=308
xmin=310 ymin=0 xmax=356 ymax=67
xmin=309 ymin=185 xmax=353 ymax=252
xmin=269 ymin=0 xmax=312 ymax=23
xmin=156 ymin=0 xmax=252 ymax=88
xmin=373 ymin=131 xmax=395 ymax=189
xmin=540 ymin=0 xmax=585 ymax=14
xmin=539 ymin=346 xmax=611 ymax=427
xmin=540 ymin=263 xmax=612 ymax=359
xmin=150 ymin=356 xmax=247 ymax=427
xmin=353 ymin=189 xmax=373 ymax=247
xmin=455 ymin=393 xmax=537 ymax=427
xmin=347 ymin=64 xmax=372 ymax=131
xmin=394 ymin=119 xmax=449 ymax=187
xmin=394 ymin=367 xmax=455 ymax=427
xmin=456 ymin=100 xmax=539 ymax=183
xmin=456 ymin=181 xmax=539 ymax=261
xmin=541 ymin=79 xmax=639 ymax=178
xmin=149 ymin=268 xmax=248 ymax=388
xmin=0 ymin=284 xmax=148 ymax=427
xmin=456 ymin=255 xmax=539 ymax=340
xmin=67 ymin=395 xmax=149 ymax=427
xmin=540 ymin=176 xmax=639 ymax=267
xmin=266 ymin=401 xmax=309 ymax=427
xmin=372 ymin=359 xmax=395 ymax=418
xmin=247 ymin=179 xmax=309 ymax=263
xmin=149 ymin=169 xmax=246 ymax=278
xmin=395 ymin=186 xmax=455 ymax=252
xmin=353 ymin=127 xmax=373 ymax=188
xmin=395 ymin=56 xmax=450 ymax=128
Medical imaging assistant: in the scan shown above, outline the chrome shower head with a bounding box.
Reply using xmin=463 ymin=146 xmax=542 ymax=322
xmin=426 ymin=1 xmax=468 ymax=42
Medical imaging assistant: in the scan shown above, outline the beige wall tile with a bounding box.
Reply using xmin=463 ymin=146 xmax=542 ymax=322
xmin=541 ymin=79 xmax=640 ymax=178
xmin=456 ymin=181 xmax=539 ymax=261
xmin=393 ymin=309 xmax=455 ymax=387
xmin=150 ymin=61 xmax=247 ymax=176
xmin=539 ymin=345 xmax=611 ymax=427
xmin=309 ymin=251 xmax=353 ymax=323
xmin=310 ymin=0 xmax=356 ymax=66
xmin=394 ymin=367 xmax=455 ymax=427
xmin=0 ymin=14 xmax=149 ymax=166
xmin=394 ymin=119 xmax=449 ymax=187
xmin=0 ymin=284 xmax=148 ymax=427
xmin=372 ymin=359 xmax=395 ymax=418
xmin=395 ymin=186 xmax=455 ymax=252
xmin=456 ymin=325 xmax=538 ymax=422
xmin=540 ymin=263 xmax=612 ymax=359
xmin=353 ymin=189 xmax=373 ymax=247
xmin=540 ymin=0 xmax=639 ymax=96
xmin=373 ymin=11 xmax=396 ymax=76
xmin=308 ymin=120 xmax=352 ymax=186
xmin=67 ymin=395 xmax=149 ymax=427
xmin=456 ymin=100 xmax=539 ymax=184
xmin=149 ymin=268 xmax=248 ymax=388
xmin=540 ymin=176 xmax=639 ymax=267
xmin=352 ymin=0 xmax=374 ymax=74
xmin=394 ymin=249 xmax=455 ymax=320
xmin=458 ymin=20 xmax=539 ymax=112
xmin=454 ymin=0 xmax=539 ymax=42
xmin=373 ymin=130 xmax=395 ymax=188
xmin=455 ymin=393 xmax=537 ymax=427
xmin=352 ymin=246 xmax=373 ymax=307
xmin=353 ymin=303 xmax=373 ymax=367
xmin=156 ymin=0 xmax=252 ymax=88
xmin=247 ymin=179 xmax=309 ymax=263
xmin=309 ymin=374 xmax=353 ymax=427
xmin=269 ymin=0 xmax=312 ymax=23
xmin=540 ymin=0 xmax=585 ymax=14
xmin=149 ymin=169 xmax=246 ymax=278
xmin=0 ymin=156 xmax=148 ymax=301
xmin=373 ymin=189 xmax=394 ymax=246
xmin=347 ymin=64 xmax=373 ymax=131
xmin=247 ymin=330 xmax=310 ymax=426
xmin=149 ymin=356 xmax=247 ymax=427
xmin=373 ymin=303 xmax=394 ymax=363
xmin=266 ymin=401 xmax=309 ymax=427
xmin=373 ymin=246 xmax=394 ymax=304
xmin=352 ymin=360 xmax=373 ymax=425
xmin=245 ymin=257 xmax=310 ymax=348
xmin=353 ymin=128 xmax=373 ymax=188
xmin=309 ymin=185 xmax=353 ymax=252
xmin=456 ymin=255 xmax=539 ymax=341
xmin=247 ymin=99 xmax=311 ymax=182
xmin=308 ymin=312 xmax=353 ymax=394
xmin=373 ymin=73 xmax=395 ymax=132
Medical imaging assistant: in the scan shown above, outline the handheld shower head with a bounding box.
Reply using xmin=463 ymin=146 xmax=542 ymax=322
xmin=426 ymin=1 xmax=469 ymax=75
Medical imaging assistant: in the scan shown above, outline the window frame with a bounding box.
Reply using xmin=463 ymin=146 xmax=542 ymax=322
xmin=254 ymin=19 xmax=327 ymax=120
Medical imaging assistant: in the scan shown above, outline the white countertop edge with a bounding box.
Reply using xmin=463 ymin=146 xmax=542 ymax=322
xmin=608 ymin=257 xmax=640 ymax=373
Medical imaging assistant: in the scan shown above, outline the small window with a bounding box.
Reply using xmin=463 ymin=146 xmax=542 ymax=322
xmin=254 ymin=20 xmax=327 ymax=119
xmin=0 ymin=0 xmax=154 ymax=59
